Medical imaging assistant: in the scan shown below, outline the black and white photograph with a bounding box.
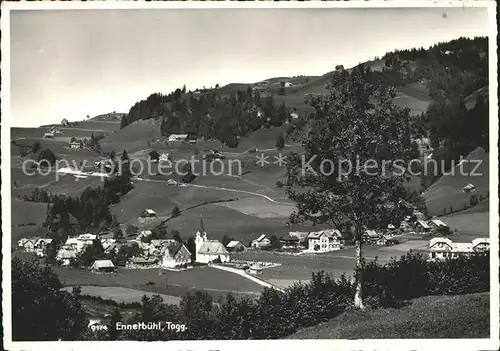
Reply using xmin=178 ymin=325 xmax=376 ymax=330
xmin=1 ymin=2 xmax=498 ymax=350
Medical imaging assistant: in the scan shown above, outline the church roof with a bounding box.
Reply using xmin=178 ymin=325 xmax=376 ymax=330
xmin=198 ymin=240 xmax=228 ymax=255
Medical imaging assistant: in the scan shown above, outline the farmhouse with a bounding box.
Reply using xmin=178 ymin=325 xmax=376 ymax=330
xmin=168 ymin=134 xmax=188 ymax=142
xmin=364 ymin=229 xmax=380 ymax=240
xmin=56 ymin=248 xmax=77 ymax=266
xmin=194 ymin=216 xmax=230 ymax=264
xmin=44 ymin=132 xmax=55 ymax=139
xmin=140 ymin=209 xmax=157 ymax=218
xmin=251 ymin=234 xmax=271 ymax=248
xmin=166 ymin=179 xmax=178 ymax=186
xmin=18 ymin=238 xmax=40 ymax=252
xmin=128 ymin=257 xmax=159 ymax=268
xmin=428 ymin=219 xmax=449 ymax=230
xmin=226 ymin=241 xmax=246 ymax=252
xmin=289 ymin=231 xmax=309 ymax=246
xmin=161 ymin=241 xmax=191 ymax=268
xmin=90 ymin=259 xmax=116 ymax=273
xmin=463 ymin=183 xmax=476 ymax=194
xmin=428 ymin=237 xmax=490 ymax=261
xmin=307 ymin=229 xmax=343 ymax=252
xmin=61 ymin=118 xmax=69 ymax=126
xmin=290 ymin=112 xmax=299 ymax=120
xmin=159 ymin=153 xmax=171 ymax=161
xmin=415 ymin=220 xmax=431 ymax=233
xmin=65 ymin=234 xmax=97 ymax=253
xmin=69 ymin=141 xmax=82 ymax=149
xmin=284 ymin=82 xmax=293 ymax=87
xmin=279 ymin=236 xmax=300 ymax=247
xmin=34 ymin=238 xmax=53 ymax=257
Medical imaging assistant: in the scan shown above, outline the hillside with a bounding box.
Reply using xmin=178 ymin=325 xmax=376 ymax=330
xmin=288 ymin=292 xmax=490 ymax=339
xmin=423 ymin=147 xmax=489 ymax=216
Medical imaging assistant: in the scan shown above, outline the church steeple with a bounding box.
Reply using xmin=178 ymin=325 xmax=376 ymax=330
xmin=199 ymin=215 xmax=205 ymax=234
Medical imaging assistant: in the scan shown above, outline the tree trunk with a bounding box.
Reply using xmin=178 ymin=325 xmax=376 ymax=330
xmin=354 ymin=238 xmax=365 ymax=309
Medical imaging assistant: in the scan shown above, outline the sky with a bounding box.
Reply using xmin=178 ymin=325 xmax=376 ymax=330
xmin=9 ymin=7 xmax=490 ymax=127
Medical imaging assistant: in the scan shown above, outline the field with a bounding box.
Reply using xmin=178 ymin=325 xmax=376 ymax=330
xmin=237 ymin=247 xmax=403 ymax=289
xmin=10 ymin=198 xmax=48 ymax=243
xmin=288 ymin=292 xmax=490 ymax=339
xmin=61 ymin=285 xmax=182 ymax=305
xmin=54 ymin=265 xmax=265 ymax=297
xmin=440 ymin=211 xmax=490 ymax=240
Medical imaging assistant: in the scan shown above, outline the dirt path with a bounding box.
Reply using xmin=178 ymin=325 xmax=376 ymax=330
xmin=133 ymin=176 xmax=293 ymax=205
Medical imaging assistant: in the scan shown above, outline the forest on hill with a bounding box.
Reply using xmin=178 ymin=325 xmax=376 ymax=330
xmin=120 ymin=37 xmax=489 ymax=169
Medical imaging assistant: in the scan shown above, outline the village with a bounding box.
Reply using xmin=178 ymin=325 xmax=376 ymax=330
xmin=15 ymin=205 xmax=490 ymax=279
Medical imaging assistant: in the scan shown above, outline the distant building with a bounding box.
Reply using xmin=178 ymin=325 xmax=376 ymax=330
xmin=251 ymin=234 xmax=271 ymax=249
xmin=159 ymin=153 xmax=171 ymax=162
xmin=284 ymin=82 xmax=293 ymax=87
xmin=415 ymin=220 xmax=432 ymax=233
xmin=279 ymin=236 xmax=300 ymax=247
xmin=194 ymin=216 xmax=230 ymax=264
xmin=290 ymin=112 xmax=299 ymax=119
xmin=44 ymin=132 xmax=55 ymax=139
xmin=69 ymin=141 xmax=82 ymax=149
xmin=140 ymin=209 xmax=157 ymax=218
xmin=56 ymin=248 xmax=77 ymax=266
xmin=166 ymin=179 xmax=178 ymax=186
xmin=307 ymin=229 xmax=343 ymax=252
xmin=168 ymin=134 xmax=189 ymax=142
xmin=64 ymin=234 xmax=97 ymax=253
xmin=226 ymin=241 xmax=246 ymax=252
xmin=428 ymin=237 xmax=490 ymax=261
xmin=463 ymin=183 xmax=476 ymax=194
xmin=18 ymin=237 xmax=40 ymax=253
xmin=34 ymin=238 xmax=53 ymax=257
xmin=61 ymin=118 xmax=69 ymax=126
xmin=161 ymin=241 xmax=191 ymax=268
xmin=288 ymin=231 xmax=309 ymax=246
xmin=90 ymin=260 xmax=116 ymax=273
xmin=136 ymin=230 xmax=153 ymax=242
xmin=428 ymin=219 xmax=449 ymax=230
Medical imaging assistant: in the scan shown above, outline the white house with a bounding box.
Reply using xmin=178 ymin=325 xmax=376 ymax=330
xmin=168 ymin=134 xmax=188 ymax=142
xmin=34 ymin=238 xmax=53 ymax=257
xmin=463 ymin=183 xmax=476 ymax=194
xmin=284 ymin=82 xmax=293 ymax=87
xmin=56 ymin=248 xmax=77 ymax=266
xmin=159 ymin=153 xmax=171 ymax=162
xmin=194 ymin=216 xmax=230 ymax=264
xmin=251 ymin=234 xmax=271 ymax=248
xmin=307 ymin=229 xmax=343 ymax=252
xmin=65 ymin=234 xmax=96 ymax=253
xmin=428 ymin=237 xmax=490 ymax=261
xmin=69 ymin=141 xmax=82 ymax=149
xmin=44 ymin=132 xmax=55 ymax=139
xmin=166 ymin=179 xmax=178 ymax=186
xmin=161 ymin=241 xmax=191 ymax=268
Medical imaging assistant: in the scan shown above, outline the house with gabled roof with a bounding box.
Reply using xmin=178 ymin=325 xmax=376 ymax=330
xmin=90 ymin=259 xmax=116 ymax=273
xmin=162 ymin=241 xmax=191 ymax=268
xmin=226 ymin=241 xmax=246 ymax=252
xmin=415 ymin=220 xmax=431 ymax=233
xmin=251 ymin=234 xmax=271 ymax=248
xmin=140 ymin=209 xmax=157 ymax=218
xmin=194 ymin=215 xmax=230 ymax=264
xmin=56 ymin=247 xmax=77 ymax=266
xmin=307 ymin=229 xmax=343 ymax=252
xmin=428 ymin=237 xmax=490 ymax=261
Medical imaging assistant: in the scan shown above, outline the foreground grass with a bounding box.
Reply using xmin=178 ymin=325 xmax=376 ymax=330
xmin=288 ymin=292 xmax=490 ymax=339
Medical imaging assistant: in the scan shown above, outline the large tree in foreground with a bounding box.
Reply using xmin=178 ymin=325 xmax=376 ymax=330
xmin=285 ymin=67 xmax=414 ymax=308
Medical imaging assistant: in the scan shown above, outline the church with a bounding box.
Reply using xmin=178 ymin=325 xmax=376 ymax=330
xmin=195 ymin=216 xmax=231 ymax=264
